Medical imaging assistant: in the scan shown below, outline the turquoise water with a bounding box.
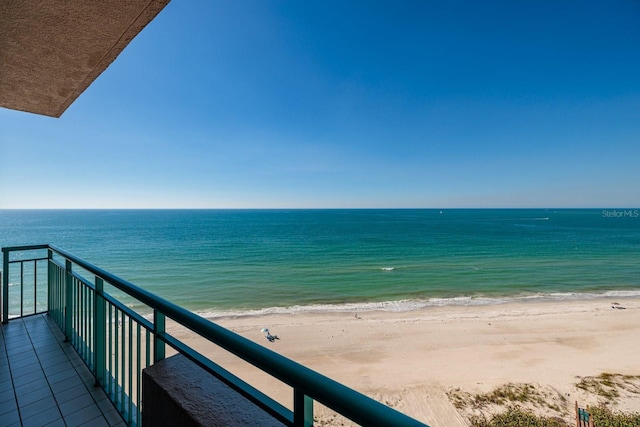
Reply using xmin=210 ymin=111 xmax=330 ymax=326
xmin=1 ymin=209 xmax=639 ymax=315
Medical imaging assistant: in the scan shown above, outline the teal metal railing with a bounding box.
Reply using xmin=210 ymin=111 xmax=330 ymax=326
xmin=1 ymin=244 xmax=427 ymax=427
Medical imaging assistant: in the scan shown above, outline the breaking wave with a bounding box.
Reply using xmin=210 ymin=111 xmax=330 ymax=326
xmin=194 ymin=289 xmax=640 ymax=320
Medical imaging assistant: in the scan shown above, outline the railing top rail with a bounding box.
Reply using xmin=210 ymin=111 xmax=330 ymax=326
xmin=2 ymin=244 xmax=49 ymax=253
xmin=4 ymin=244 xmax=426 ymax=426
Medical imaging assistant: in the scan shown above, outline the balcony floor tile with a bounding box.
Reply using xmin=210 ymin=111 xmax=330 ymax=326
xmin=0 ymin=315 xmax=125 ymax=427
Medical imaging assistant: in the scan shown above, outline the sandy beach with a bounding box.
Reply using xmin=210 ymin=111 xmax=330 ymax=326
xmin=170 ymin=297 xmax=640 ymax=425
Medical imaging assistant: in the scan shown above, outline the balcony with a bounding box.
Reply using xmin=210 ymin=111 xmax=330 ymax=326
xmin=1 ymin=314 xmax=125 ymax=426
xmin=1 ymin=245 xmax=427 ymax=426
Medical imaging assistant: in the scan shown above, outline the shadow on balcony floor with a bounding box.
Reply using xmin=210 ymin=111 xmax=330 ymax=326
xmin=0 ymin=315 xmax=125 ymax=427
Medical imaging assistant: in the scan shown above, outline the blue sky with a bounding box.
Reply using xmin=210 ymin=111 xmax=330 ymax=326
xmin=1 ymin=0 xmax=639 ymax=208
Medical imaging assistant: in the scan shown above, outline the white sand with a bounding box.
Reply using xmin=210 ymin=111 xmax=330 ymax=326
xmin=171 ymin=298 xmax=640 ymax=425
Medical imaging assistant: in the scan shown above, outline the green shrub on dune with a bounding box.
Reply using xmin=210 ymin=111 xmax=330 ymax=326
xmin=589 ymin=405 xmax=640 ymax=427
xmin=469 ymin=405 xmax=640 ymax=427
xmin=469 ymin=408 xmax=567 ymax=427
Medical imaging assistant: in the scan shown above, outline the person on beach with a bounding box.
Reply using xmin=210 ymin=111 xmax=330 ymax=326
xmin=261 ymin=328 xmax=279 ymax=342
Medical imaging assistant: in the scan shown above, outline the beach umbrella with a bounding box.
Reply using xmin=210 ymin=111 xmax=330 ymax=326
xmin=261 ymin=328 xmax=269 ymax=334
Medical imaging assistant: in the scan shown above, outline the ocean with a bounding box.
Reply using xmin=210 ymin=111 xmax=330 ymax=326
xmin=1 ymin=209 xmax=639 ymax=316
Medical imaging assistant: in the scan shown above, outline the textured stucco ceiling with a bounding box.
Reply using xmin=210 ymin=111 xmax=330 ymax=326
xmin=0 ymin=0 xmax=171 ymax=118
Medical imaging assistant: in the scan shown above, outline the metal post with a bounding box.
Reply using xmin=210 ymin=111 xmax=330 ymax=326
xmin=94 ymin=277 xmax=105 ymax=386
xmin=0 ymin=270 xmax=4 ymax=324
xmin=2 ymin=249 xmax=9 ymax=324
xmin=33 ymin=260 xmax=37 ymax=316
xmin=47 ymin=249 xmax=52 ymax=314
xmin=293 ymin=389 xmax=314 ymax=427
xmin=20 ymin=262 xmax=24 ymax=318
xmin=153 ymin=310 xmax=165 ymax=362
xmin=65 ymin=259 xmax=73 ymax=341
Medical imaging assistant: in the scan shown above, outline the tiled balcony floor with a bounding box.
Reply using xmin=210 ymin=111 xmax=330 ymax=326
xmin=0 ymin=315 xmax=125 ymax=427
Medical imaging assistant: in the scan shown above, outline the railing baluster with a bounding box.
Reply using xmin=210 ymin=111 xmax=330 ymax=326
xmin=47 ymin=252 xmax=51 ymax=317
xmin=33 ymin=260 xmax=37 ymax=315
xmin=153 ymin=311 xmax=165 ymax=362
xmin=82 ymin=279 xmax=85 ymax=355
xmin=89 ymin=287 xmax=94 ymax=366
xmin=108 ymin=302 xmax=114 ymax=398
xmin=128 ymin=317 xmax=133 ymax=424
xmin=1 ymin=248 xmax=7 ymax=324
xmin=95 ymin=277 xmax=105 ymax=387
xmin=49 ymin=257 xmax=54 ymax=321
xmin=81 ymin=280 xmax=85 ymax=357
xmin=58 ymin=263 xmax=62 ymax=323
xmin=0 ymin=270 xmax=3 ymax=324
xmin=120 ymin=312 xmax=125 ymax=414
xmin=81 ymin=279 xmax=85 ymax=353
xmin=73 ymin=277 xmax=78 ymax=347
xmin=86 ymin=283 xmax=90 ymax=361
xmin=78 ymin=279 xmax=81 ymax=353
xmin=20 ymin=261 xmax=24 ymax=318
xmin=60 ymin=265 xmax=64 ymax=323
xmin=145 ymin=328 xmax=151 ymax=370
xmin=114 ymin=308 xmax=119 ymax=407
xmin=64 ymin=259 xmax=72 ymax=341
xmin=136 ymin=322 xmax=142 ymax=426
xmin=78 ymin=279 xmax=82 ymax=355
xmin=78 ymin=279 xmax=81 ymax=348
xmin=294 ymin=389 xmax=314 ymax=427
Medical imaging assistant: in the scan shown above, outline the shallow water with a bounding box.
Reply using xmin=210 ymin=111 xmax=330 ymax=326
xmin=1 ymin=209 xmax=639 ymax=314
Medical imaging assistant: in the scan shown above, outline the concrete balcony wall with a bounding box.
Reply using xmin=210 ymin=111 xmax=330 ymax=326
xmin=142 ymin=354 xmax=283 ymax=427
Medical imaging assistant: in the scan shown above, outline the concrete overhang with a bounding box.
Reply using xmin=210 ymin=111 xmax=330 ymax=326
xmin=0 ymin=0 xmax=171 ymax=118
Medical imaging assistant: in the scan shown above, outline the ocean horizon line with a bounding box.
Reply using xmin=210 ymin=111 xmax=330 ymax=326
xmin=1 ymin=207 xmax=639 ymax=211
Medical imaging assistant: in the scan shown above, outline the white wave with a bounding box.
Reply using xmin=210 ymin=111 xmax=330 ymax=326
xmin=602 ymin=290 xmax=640 ymax=298
xmin=381 ymin=267 xmax=395 ymax=271
xmin=195 ymin=290 xmax=640 ymax=320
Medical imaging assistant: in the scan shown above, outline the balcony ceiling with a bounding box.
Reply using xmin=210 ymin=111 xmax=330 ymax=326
xmin=0 ymin=0 xmax=171 ymax=118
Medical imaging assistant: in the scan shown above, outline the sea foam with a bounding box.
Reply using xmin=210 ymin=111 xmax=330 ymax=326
xmin=195 ymin=290 xmax=640 ymax=320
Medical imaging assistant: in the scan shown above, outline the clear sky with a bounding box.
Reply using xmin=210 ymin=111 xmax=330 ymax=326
xmin=1 ymin=0 xmax=639 ymax=209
